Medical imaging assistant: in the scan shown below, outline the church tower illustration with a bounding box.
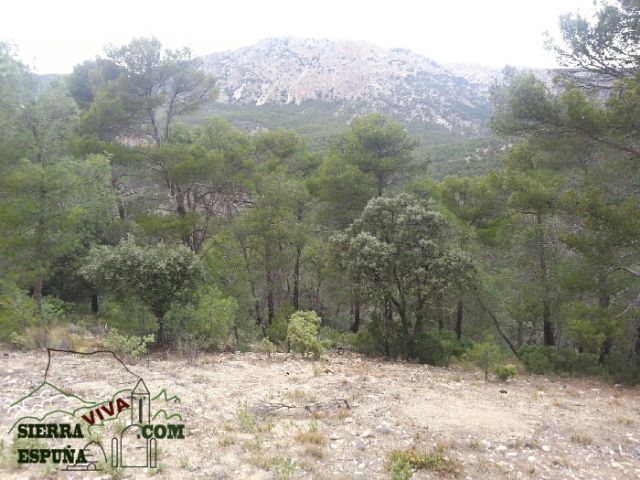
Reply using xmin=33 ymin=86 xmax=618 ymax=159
xmin=130 ymin=378 xmax=150 ymax=425
xmin=112 ymin=377 xmax=156 ymax=468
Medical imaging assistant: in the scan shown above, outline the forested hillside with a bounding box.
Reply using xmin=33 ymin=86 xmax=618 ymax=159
xmin=1 ymin=0 xmax=640 ymax=387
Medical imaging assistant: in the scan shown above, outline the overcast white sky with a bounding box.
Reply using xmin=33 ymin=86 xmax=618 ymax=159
xmin=2 ymin=0 xmax=598 ymax=74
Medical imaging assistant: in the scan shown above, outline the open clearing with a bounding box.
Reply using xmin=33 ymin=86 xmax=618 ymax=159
xmin=1 ymin=348 xmax=640 ymax=479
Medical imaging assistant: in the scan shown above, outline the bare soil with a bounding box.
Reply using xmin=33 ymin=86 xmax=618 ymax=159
xmin=1 ymin=347 xmax=640 ymax=479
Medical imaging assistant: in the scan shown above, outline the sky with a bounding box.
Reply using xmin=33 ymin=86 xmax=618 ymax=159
xmin=2 ymin=0 xmax=599 ymax=74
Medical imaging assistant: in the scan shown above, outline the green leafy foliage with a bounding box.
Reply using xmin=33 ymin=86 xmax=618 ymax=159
xmin=255 ymin=337 xmax=277 ymax=356
xmin=0 ymin=281 xmax=37 ymax=342
xmin=409 ymin=333 xmax=451 ymax=367
xmin=286 ymin=311 xmax=330 ymax=359
xmin=466 ymin=340 xmax=503 ymax=380
xmin=104 ymin=328 xmax=154 ymax=360
xmin=387 ymin=449 xmax=462 ymax=477
xmin=494 ymin=364 xmax=517 ymax=382
xmin=165 ymin=286 xmax=237 ymax=350
xmin=79 ymin=237 xmax=205 ymax=344
xmin=519 ymin=346 xmax=602 ymax=376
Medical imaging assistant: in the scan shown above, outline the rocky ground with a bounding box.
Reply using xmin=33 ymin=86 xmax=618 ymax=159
xmin=1 ymin=347 xmax=640 ymax=479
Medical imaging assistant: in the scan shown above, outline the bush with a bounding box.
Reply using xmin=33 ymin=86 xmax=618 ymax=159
xmin=605 ymin=343 xmax=640 ymax=384
xmin=388 ymin=458 xmax=413 ymax=480
xmin=387 ymin=449 xmax=462 ymax=477
xmin=494 ymin=363 xmax=517 ymax=382
xmin=520 ymin=345 xmax=602 ymax=376
xmin=10 ymin=325 xmax=92 ymax=351
xmin=466 ymin=340 xmax=502 ymax=379
xmin=286 ymin=311 xmax=330 ymax=359
xmin=350 ymin=326 xmax=379 ymax=355
xmin=0 ymin=282 xmax=38 ymax=343
xmin=318 ymin=326 xmax=355 ymax=350
xmin=104 ymin=328 xmax=154 ymax=360
xmin=165 ymin=286 xmax=237 ymax=350
xmin=256 ymin=337 xmax=277 ymax=356
xmin=436 ymin=331 xmax=472 ymax=358
xmin=520 ymin=345 xmax=554 ymax=374
xmin=266 ymin=302 xmax=295 ymax=344
xmin=100 ymin=297 xmax=156 ymax=336
xmin=368 ymin=311 xmax=409 ymax=357
xmin=409 ymin=332 xmax=451 ymax=366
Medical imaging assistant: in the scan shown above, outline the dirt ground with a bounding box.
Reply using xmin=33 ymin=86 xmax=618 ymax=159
xmin=1 ymin=347 xmax=640 ymax=479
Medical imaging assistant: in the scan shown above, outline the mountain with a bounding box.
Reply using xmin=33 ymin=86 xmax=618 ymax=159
xmin=200 ymin=38 xmax=500 ymax=136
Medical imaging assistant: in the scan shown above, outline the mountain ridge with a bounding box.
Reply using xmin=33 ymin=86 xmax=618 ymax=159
xmin=200 ymin=37 xmax=505 ymax=134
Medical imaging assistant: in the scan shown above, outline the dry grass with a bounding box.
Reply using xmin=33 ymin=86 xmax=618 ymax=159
xmin=295 ymin=431 xmax=326 ymax=445
xmin=570 ymin=432 xmax=593 ymax=446
xmin=304 ymin=445 xmax=325 ymax=459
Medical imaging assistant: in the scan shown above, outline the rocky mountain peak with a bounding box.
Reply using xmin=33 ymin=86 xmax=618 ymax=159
xmin=201 ymin=37 xmax=499 ymax=133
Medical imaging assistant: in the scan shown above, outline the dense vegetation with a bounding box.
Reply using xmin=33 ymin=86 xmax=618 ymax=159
xmin=1 ymin=1 xmax=639 ymax=383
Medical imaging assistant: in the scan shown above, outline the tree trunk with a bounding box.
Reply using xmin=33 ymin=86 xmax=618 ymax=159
xmin=292 ymin=245 xmax=301 ymax=310
xmin=598 ymin=291 xmax=612 ymax=364
xmin=33 ymin=278 xmax=43 ymax=314
xmin=157 ymin=316 xmax=166 ymax=346
xmin=414 ymin=309 xmax=425 ymax=336
xmin=238 ymin=238 xmax=263 ymax=326
xmin=91 ymin=293 xmax=99 ymax=315
xmin=350 ymin=299 xmax=361 ymax=333
xmin=175 ymin=186 xmax=186 ymax=216
xmin=116 ymin=199 xmax=126 ymax=220
xmin=536 ymin=212 xmax=555 ymax=346
xmin=455 ymin=297 xmax=463 ymax=340
xmin=542 ymin=298 xmax=554 ymax=346
xmin=437 ymin=291 xmax=444 ymax=332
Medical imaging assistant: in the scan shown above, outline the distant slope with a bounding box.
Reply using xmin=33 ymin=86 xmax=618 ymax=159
xmin=200 ymin=38 xmax=497 ymax=135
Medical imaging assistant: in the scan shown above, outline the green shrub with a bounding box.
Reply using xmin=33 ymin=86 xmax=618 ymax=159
xmin=165 ymin=286 xmax=237 ymax=350
xmin=605 ymin=343 xmax=640 ymax=384
xmin=350 ymin=326 xmax=379 ymax=355
xmin=256 ymin=337 xmax=277 ymax=356
xmin=388 ymin=457 xmax=413 ymax=480
xmin=559 ymin=350 xmax=602 ymax=375
xmin=466 ymin=340 xmax=502 ymax=379
xmin=318 ymin=326 xmax=355 ymax=349
xmin=368 ymin=311 xmax=409 ymax=357
xmin=266 ymin=302 xmax=295 ymax=344
xmin=0 ymin=281 xmax=37 ymax=343
xmin=100 ymin=297 xmax=156 ymax=336
xmin=520 ymin=345 xmax=602 ymax=376
xmin=409 ymin=332 xmax=451 ymax=366
xmin=286 ymin=311 xmax=330 ymax=359
xmin=494 ymin=363 xmax=517 ymax=382
xmin=387 ymin=449 xmax=461 ymax=477
xmin=104 ymin=328 xmax=154 ymax=360
xmin=520 ymin=345 xmax=554 ymax=374
xmin=436 ymin=331 xmax=472 ymax=358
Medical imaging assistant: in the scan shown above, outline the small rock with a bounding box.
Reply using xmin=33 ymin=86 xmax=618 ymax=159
xmin=527 ymin=456 xmax=536 ymax=463
xmin=361 ymin=430 xmax=373 ymax=438
xmin=247 ymin=471 xmax=274 ymax=480
xmin=496 ymin=445 xmax=508 ymax=452
xmin=376 ymin=424 xmax=392 ymax=435
xmin=541 ymin=445 xmax=550 ymax=453
xmin=482 ymin=440 xmax=492 ymax=450
xmin=500 ymin=389 xmax=508 ymax=394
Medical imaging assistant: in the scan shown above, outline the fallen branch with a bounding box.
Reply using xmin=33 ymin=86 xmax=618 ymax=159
xmin=251 ymin=398 xmax=351 ymax=416
xmin=475 ymin=295 xmax=520 ymax=357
